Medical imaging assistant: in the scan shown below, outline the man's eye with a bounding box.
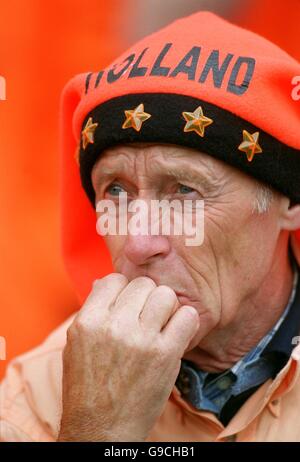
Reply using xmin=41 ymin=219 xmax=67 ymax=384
xmin=106 ymin=183 xmax=125 ymax=196
xmin=177 ymin=184 xmax=195 ymax=194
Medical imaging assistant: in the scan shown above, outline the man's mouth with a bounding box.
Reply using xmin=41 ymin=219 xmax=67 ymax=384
xmin=174 ymin=292 xmax=192 ymax=305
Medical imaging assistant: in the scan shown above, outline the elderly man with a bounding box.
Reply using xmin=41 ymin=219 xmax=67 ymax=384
xmin=1 ymin=11 xmax=300 ymax=442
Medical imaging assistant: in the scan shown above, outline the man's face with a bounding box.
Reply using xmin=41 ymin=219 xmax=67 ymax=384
xmin=91 ymin=143 xmax=283 ymax=354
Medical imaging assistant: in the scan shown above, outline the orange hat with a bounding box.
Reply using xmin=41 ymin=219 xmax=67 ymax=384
xmin=59 ymin=11 xmax=300 ymax=302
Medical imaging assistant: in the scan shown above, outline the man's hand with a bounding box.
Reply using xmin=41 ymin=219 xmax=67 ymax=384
xmin=57 ymin=273 xmax=199 ymax=442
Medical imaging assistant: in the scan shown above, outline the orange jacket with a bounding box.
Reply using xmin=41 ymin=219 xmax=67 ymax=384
xmin=1 ymin=313 xmax=300 ymax=442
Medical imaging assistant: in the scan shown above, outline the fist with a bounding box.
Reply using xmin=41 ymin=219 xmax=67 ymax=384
xmin=58 ymin=273 xmax=199 ymax=442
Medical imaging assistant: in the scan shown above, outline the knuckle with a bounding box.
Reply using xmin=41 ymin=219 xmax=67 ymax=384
xmin=155 ymin=285 xmax=176 ymax=300
xmin=92 ymin=278 xmax=101 ymax=290
xmin=106 ymin=272 xmax=128 ymax=285
xmin=180 ymin=305 xmax=199 ymax=323
xmin=91 ymin=278 xmax=104 ymax=291
xmin=134 ymin=276 xmax=157 ymax=289
xmin=92 ymin=277 xmax=110 ymax=290
xmin=68 ymin=316 xmax=94 ymax=339
xmin=92 ymin=273 xmax=128 ymax=290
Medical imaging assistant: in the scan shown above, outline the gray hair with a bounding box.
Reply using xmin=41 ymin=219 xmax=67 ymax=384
xmin=252 ymin=183 xmax=274 ymax=214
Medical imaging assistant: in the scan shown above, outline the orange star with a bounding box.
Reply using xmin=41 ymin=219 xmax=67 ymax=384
xmin=182 ymin=106 xmax=213 ymax=137
xmin=122 ymin=103 xmax=151 ymax=132
xmin=81 ymin=117 xmax=98 ymax=150
xmin=238 ymin=130 xmax=262 ymax=162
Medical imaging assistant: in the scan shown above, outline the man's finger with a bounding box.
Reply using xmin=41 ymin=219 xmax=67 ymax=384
xmin=112 ymin=276 xmax=156 ymax=319
xmin=139 ymin=285 xmax=180 ymax=331
xmin=161 ymin=305 xmax=200 ymax=357
xmin=78 ymin=273 xmax=129 ymax=319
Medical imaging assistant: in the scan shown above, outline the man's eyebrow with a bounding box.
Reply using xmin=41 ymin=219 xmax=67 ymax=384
xmin=162 ymin=167 xmax=217 ymax=190
xmin=96 ymin=166 xmax=121 ymax=176
xmin=91 ymin=164 xmax=126 ymax=185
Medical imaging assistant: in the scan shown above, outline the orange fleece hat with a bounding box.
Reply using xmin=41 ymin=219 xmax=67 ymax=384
xmin=59 ymin=11 xmax=300 ymax=302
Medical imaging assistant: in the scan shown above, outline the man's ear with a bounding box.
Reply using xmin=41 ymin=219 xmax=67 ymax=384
xmin=280 ymin=198 xmax=300 ymax=231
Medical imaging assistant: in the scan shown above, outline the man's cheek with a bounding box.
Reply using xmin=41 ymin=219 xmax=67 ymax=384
xmin=204 ymin=202 xmax=238 ymax=235
xmin=202 ymin=212 xmax=232 ymax=258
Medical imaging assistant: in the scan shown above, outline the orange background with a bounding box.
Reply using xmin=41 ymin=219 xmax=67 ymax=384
xmin=0 ymin=0 xmax=129 ymax=378
xmin=0 ymin=0 xmax=299 ymax=379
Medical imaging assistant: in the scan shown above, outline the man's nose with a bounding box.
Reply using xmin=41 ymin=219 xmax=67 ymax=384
xmin=123 ymin=234 xmax=171 ymax=266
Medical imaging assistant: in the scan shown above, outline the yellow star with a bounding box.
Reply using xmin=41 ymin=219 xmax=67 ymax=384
xmin=81 ymin=117 xmax=98 ymax=150
xmin=238 ymin=130 xmax=262 ymax=162
xmin=182 ymin=106 xmax=213 ymax=137
xmin=122 ymin=103 xmax=152 ymax=132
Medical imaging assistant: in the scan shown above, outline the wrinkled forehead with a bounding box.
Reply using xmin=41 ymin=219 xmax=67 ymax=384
xmin=90 ymin=143 xmax=261 ymax=202
xmin=91 ymin=142 xmax=228 ymax=185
